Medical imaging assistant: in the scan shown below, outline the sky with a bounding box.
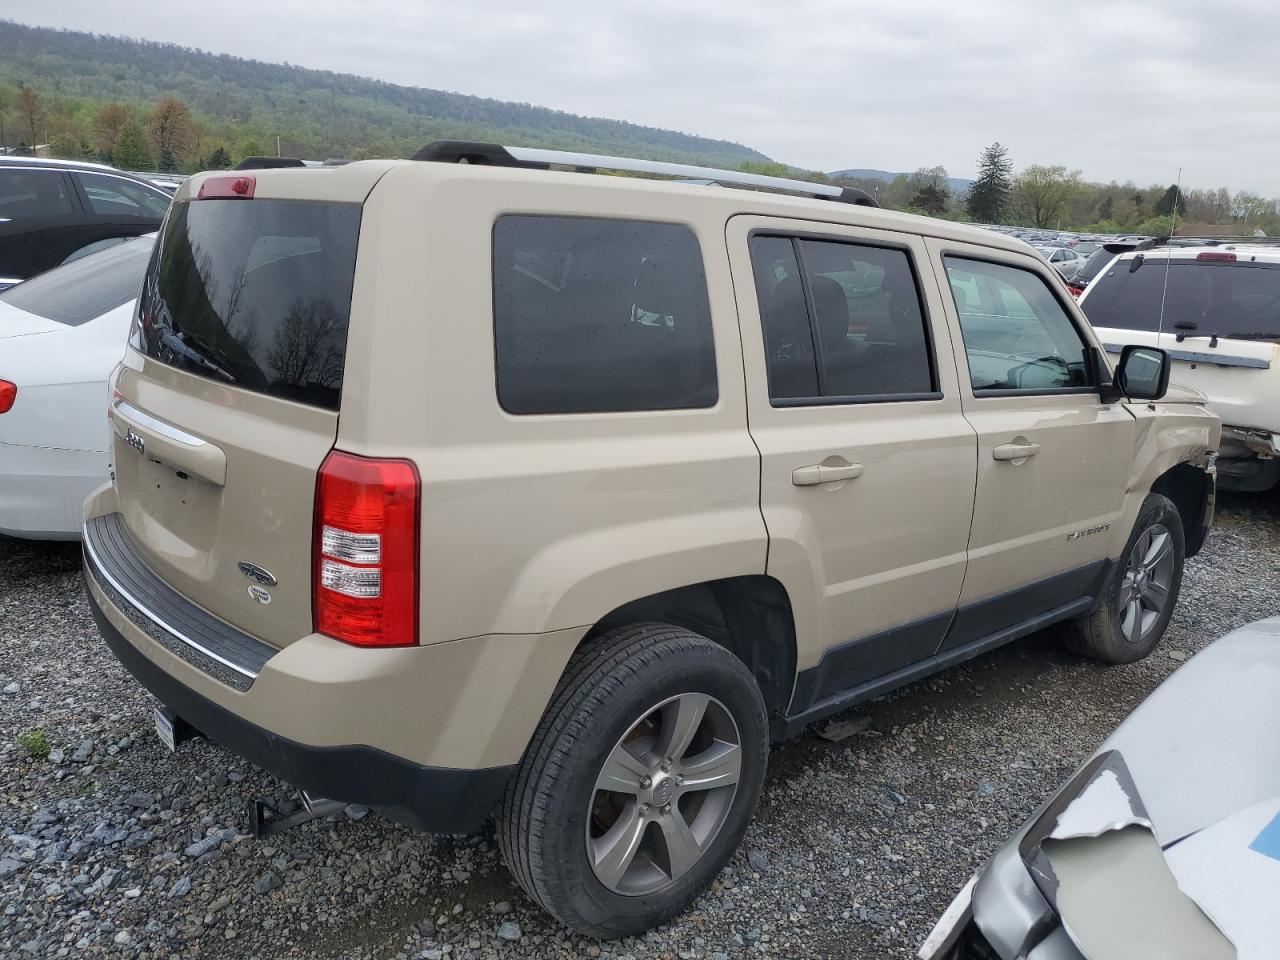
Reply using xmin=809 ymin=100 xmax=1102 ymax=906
xmin=17 ymin=0 xmax=1280 ymax=195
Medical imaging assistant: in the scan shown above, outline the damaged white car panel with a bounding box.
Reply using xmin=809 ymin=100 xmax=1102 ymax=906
xmin=921 ymin=617 xmax=1280 ymax=960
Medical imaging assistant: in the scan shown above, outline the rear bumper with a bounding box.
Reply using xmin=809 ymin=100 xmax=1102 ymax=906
xmin=87 ymin=579 xmax=512 ymax=833
xmin=81 ymin=504 xmax=586 ymax=833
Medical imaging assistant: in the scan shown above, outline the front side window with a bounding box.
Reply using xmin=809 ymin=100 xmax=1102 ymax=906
xmin=749 ymin=234 xmax=936 ymax=402
xmin=944 ymin=257 xmax=1092 ymax=392
xmin=0 ymin=169 xmax=75 ymax=219
xmin=77 ymin=172 xmax=171 ymax=218
xmin=493 ymin=215 xmax=717 ymax=414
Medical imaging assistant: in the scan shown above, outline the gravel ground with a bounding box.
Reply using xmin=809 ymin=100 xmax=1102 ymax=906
xmin=2 ymin=491 xmax=1278 ymax=960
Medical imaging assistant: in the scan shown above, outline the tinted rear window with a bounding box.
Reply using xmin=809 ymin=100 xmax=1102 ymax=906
xmin=0 ymin=169 xmax=76 ymax=219
xmin=137 ymin=199 xmax=360 ymax=410
xmin=1 ymin=235 xmax=154 ymax=326
xmin=493 ymin=215 xmax=717 ymax=414
xmin=1082 ymin=258 xmax=1280 ymax=340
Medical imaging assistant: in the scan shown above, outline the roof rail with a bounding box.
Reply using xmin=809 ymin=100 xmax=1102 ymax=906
xmin=1151 ymin=234 xmax=1280 ymax=247
xmin=409 ymin=140 xmax=878 ymax=207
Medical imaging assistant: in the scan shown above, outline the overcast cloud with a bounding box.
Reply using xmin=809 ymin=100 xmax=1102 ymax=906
xmin=20 ymin=0 xmax=1280 ymax=194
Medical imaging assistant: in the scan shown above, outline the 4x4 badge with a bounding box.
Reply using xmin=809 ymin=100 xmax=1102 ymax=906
xmin=237 ymin=561 xmax=278 ymax=587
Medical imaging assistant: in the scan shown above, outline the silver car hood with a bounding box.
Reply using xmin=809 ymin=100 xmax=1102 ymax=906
xmin=967 ymin=617 xmax=1280 ymax=960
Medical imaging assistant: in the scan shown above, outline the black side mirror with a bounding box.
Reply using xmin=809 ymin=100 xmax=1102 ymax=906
xmin=1115 ymin=344 xmax=1171 ymax=401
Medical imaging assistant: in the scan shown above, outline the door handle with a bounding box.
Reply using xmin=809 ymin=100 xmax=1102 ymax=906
xmin=792 ymin=461 xmax=864 ymax=486
xmin=109 ymin=398 xmax=227 ymax=486
xmin=992 ymin=440 xmax=1041 ymax=462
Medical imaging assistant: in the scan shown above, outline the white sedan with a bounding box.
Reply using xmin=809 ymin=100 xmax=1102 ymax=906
xmin=0 ymin=235 xmax=155 ymax=540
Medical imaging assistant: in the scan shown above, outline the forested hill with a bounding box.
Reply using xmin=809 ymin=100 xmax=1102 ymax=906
xmin=0 ymin=21 xmax=771 ymax=166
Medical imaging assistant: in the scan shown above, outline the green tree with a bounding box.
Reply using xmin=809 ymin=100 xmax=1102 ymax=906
xmin=1153 ymin=184 xmax=1184 ymax=217
xmin=1013 ymin=165 xmax=1081 ymax=228
xmin=966 ymin=142 xmax=1013 ymax=223
xmin=909 ymin=183 xmax=949 ymax=216
xmin=204 ymin=145 xmax=232 ymax=169
xmin=112 ymin=118 xmax=153 ymax=169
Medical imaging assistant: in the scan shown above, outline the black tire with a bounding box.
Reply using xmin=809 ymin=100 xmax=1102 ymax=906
xmin=496 ymin=622 xmax=769 ymax=939
xmin=1059 ymin=493 xmax=1184 ymax=664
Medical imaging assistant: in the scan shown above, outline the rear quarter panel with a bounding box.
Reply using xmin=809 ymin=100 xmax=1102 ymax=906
xmin=341 ymin=165 xmax=768 ymax=644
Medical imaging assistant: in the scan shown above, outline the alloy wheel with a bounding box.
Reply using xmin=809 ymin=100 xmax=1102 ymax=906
xmin=1119 ymin=522 xmax=1174 ymax=643
xmin=586 ymin=693 xmax=742 ymax=896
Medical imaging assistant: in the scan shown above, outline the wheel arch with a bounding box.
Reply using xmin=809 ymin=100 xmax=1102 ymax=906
xmin=583 ymin=575 xmax=798 ymax=726
xmin=1150 ymin=461 xmax=1214 ymax=557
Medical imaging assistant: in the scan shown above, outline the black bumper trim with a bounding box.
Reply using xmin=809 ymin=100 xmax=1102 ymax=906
xmin=86 ymin=574 xmax=513 ymax=834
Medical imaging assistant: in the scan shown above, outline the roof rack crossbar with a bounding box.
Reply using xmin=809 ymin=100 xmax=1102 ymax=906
xmin=410 ymin=140 xmax=878 ymax=206
xmin=1152 ymin=234 xmax=1280 ymax=246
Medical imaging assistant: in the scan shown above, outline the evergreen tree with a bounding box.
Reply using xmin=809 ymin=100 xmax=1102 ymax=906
xmin=205 ymin=146 xmax=232 ymax=169
xmin=112 ymin=119 xmax=153 ymax=169
xmin=158 ymin=146 xmax=177 ymax=173
xmin=965 ymin=142 xmax=1013 ymax=223
xmin=1154 ymin=184 xmax=1184 ymax=217
xmin=910 ymin=183 xmax=949 ymax=216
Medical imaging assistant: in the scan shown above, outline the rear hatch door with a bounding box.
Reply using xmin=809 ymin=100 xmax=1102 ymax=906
xmin=1080 ymin=253 xmax=1280 ymax=431
xmin=108 ymin=167 xmax=386 ymax=648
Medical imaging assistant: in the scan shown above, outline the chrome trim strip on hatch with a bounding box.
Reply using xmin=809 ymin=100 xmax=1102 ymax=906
xmin=83 ymin=523 xmax=258 ymax=680
xmin=111 ymin=399 xmax=208 ymax=447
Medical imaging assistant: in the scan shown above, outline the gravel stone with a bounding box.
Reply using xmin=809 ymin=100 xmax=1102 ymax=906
xmin=2 ymin=493 xmax=1276 ymax=959
xmin=496 ymin=920 xmax=522 ymax=941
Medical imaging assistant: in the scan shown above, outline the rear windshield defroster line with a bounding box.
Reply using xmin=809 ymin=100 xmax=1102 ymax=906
xmin=136 ymin=199 xmax=361 ymax=410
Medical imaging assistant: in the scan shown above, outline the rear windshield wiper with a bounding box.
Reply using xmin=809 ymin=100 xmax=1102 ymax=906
xmin=161 ymin=331 xmax=238 ymax=383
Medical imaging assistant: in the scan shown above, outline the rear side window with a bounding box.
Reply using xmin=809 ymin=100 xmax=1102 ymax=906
xmin=0 ymin=169 xmax=75 ymax=219
xmin=748 ymin=234 xmax=936 ymax=402
xmin=1083 ymin=258 xmax=1280 ymax=341
xmin=493 ymin=215 xmax=717 ymax=414
xmin=136 ymin=199 xmax=360 ymax=410
xmin=1 ymin=235 xmax=153 ymax=326
xmin=76 ymin=172 xmax=170 ymax=219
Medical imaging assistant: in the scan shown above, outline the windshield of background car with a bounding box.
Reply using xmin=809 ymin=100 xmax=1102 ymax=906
xmin=135 ymin=198 xmax=360 ymax=410
xmin=1082 ymin=257 xmax=1280 ymax=341
xmin=0 ymin=235 xmax=154 ymax=326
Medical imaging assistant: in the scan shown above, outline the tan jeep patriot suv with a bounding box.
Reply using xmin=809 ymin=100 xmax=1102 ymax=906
xmin=83 ymin=141 xmax=1219 ymax=937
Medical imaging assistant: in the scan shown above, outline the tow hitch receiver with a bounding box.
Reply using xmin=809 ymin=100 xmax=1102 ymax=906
xmin=247 ymin=791 xmax=347 ymax=838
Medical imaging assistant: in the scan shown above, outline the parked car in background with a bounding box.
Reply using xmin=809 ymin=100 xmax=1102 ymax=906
xmin=1064 ymin=240 xmax=1153 ymax=298
xmin=920 ymin=616 xmax=1280 ymax=960
xmin=1034 ymin=245 xmax=1086 ymax=279
xmin=0 ymin=234 xmax=155 ymax=539
xmin=82 ymin=143 xmax=1216 ymax=938
xmin=1081 ymin=239 xmax=1280 ymax=491
xmin=0 ymin=157 xmax=169 ymax=289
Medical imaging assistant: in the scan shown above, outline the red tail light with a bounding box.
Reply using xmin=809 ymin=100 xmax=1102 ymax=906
xmin=0 ymin=380 xmax=15 ymax=414
xmin=313 ymin=451 xmax=420 ymax=647
xmin=1066 ymin=283 xmax=1085 ymax=299
xmin=1196 ymin=251 xmax=1236 ymax=262
xmin=196 ymin=175 xmax=256 ymax=199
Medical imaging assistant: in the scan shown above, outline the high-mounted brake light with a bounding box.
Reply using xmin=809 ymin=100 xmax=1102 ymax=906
xmin=0 ymin=380 xmax=15 ymax=414
xmin=196 ymin=175 xmax=256 ymax=199
xmin=313 ymin=451 xmax=420 ymax=648
xmin=1196 ymin=251 xmax=1237 ymax=262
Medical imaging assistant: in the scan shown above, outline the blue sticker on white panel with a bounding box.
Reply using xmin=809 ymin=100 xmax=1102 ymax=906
xmin=1248 ymin=811 xmax=1280 ymax=862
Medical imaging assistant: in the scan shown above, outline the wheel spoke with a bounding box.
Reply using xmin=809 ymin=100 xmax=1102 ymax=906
xmin=1130 ymin=530 xmax=1151 ymax=569
xmin=1124 ymin=597 xmax=1143 ymax=640
xmin=595 ymin=743 xmax=649 ymax=794
xmin=1143 ymin=531 xmax=1171 ymax=571
xmin=655 ymin=808 xmax=702 ymax=882
xmin=678 ymin=741 xmax=742 ymax=792
xmin=1141 ymin=578 xmax=1170 ymax=613
xmin=658 ymin=694 xmax=710 ymax=761
xmin=589 ymin=802 xmax=648 ymax=889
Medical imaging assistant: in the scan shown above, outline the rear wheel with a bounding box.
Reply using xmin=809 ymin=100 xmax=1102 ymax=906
xmin=497 ymin=623 xmax=769 ymax=938
xmin=1060 ymin=493 xmax=1184 ymax=664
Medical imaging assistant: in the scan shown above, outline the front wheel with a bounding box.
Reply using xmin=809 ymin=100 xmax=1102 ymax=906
xmin=1059 ymin=493 xmax=1184 ymax=664
xmin=497 ymin=623 xmax=769 ymax=938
